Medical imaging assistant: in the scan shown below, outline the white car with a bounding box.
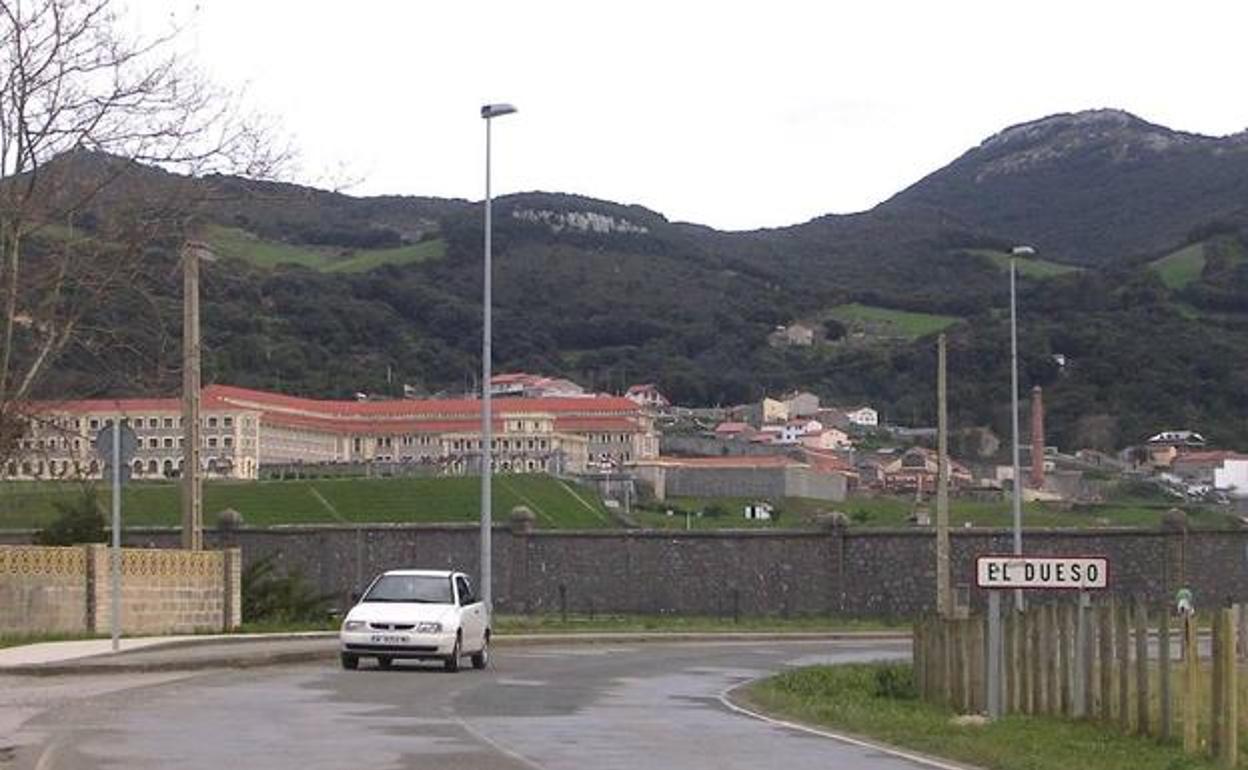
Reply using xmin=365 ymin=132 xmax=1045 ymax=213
xmin=339 ymin=569 xmax=490 ymax=671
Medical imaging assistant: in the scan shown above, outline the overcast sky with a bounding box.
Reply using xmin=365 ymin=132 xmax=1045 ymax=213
xmin=144 ymin=1 xmax=1248 ymax=231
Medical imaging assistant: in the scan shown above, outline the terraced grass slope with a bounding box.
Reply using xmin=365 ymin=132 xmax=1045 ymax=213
xmin=1150 ymin=236 xmax=1246 ymax=289
xmin=0 ymin=474 xmax=613 ymax=530
xmin=827 ymin=303 xmax=960 ymax=340
xmin=204 ymin=224 xmax=446 ymax=273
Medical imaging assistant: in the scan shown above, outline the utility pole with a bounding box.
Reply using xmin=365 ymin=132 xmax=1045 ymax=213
xmin=181 ymin=241 xmax=212 ymax=551
xmin=936 ymin=333 xmax=951 ymax=617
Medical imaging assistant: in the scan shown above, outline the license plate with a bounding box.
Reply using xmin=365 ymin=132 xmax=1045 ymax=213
xmin=370 ymin=634 xmax=410 ymax=644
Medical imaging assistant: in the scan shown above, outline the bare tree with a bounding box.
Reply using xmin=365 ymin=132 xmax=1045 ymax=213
xmin=0 ymin=0 xmax=285 ymax=463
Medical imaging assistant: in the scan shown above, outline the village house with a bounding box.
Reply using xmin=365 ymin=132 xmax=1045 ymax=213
xmin=878 ymin=447 xmax=973 ymax=493
xmin=489 ymin=373 xmax=588 ymax=399
xmin=625 ymin=383 xmax=670 ymax=410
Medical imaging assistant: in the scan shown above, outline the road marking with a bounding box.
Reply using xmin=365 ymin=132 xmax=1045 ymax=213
xmin=718 ymin=685 xmax=976 ymax=770
xmin=451 ymin=713 xmax=546 ymax=770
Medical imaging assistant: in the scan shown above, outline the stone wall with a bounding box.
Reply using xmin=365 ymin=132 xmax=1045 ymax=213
xmin=4 ymin=526 xmax=1246 ymax=619
xmin=0 ymin=544 xmax=241 ymax=635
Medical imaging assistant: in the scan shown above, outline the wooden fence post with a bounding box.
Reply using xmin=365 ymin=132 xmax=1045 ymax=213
xmin=1049 ymin=604 xmax=1062 ymax=715
xmin=1212 ymin=609 xmax=1224 ymax=757
xmin=1183 ymin=612 xmax=1199 ymax=754
xmin=1059 ymin=603 xmax=1073 ymax=716
xmin=970 ymin=615 xmax=985 ymax=714
xmin=1005 ymin=610 xmax=1017 ymax=714
xmin=1117 ymin=598 xmax=1131 ymax=732
xmin=1219 ymin=607 xmax=1238 ymax=769
xmin=914 ymin=617 xmax=925 ymax=701
xmin=1099 ymin=599 xmax=1114 ymax=723
xmin=1030 ymin=607 xmax=1043 ymax=715
xmin=1159 ymin=607 xmax=1172 ymax=741
xmin=1134 ymin=598 xmax=1150 ymax=736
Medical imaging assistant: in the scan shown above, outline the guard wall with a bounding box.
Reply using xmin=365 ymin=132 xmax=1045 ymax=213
xmin=0 ymin=544 xmax=241 ymax=635
xmin=1 ymin=526 xmax=1242 ymax=619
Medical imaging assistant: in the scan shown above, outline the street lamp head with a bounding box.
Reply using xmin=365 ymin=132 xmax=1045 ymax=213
xmin=1010 ymin=245 xmax=1037 ymax=258
xmin=182 ymin=240 xmax=217 ymax=262
xmin=481 ymin=103 xmax=518 ymax=119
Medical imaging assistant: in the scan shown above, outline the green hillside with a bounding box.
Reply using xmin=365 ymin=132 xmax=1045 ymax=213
xmin=204 ymin=224 xmax=445 ymax=272
xmin=1150 ymin=237 xmax=1245 ymax=289
xmin=961 ymin=248 xmax=1081 ymax=278
xmin=0 ymin=474 xmax=614 ymax=530
xmin=827 ymin=303 xmax=959 ymax=339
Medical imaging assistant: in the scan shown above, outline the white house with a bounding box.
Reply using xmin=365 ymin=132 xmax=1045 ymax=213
xmin=625 ymin=383 xmax=670 ymax=410
xmin=1215 ymin=459 xmax=1248 ymax=498
xmin=845 ymin=406 xmax=879 ymax=428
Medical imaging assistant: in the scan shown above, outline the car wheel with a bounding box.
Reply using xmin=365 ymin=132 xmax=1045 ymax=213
xmin=471 ymin=633 xmax=490 ymax=670
xmin=340 ymin=653 xmax=359 ymax=670
xmin=378 ymin=656 xmax=393 ymax=670
xmin=444 ymin=635 xmax=461 ymax=672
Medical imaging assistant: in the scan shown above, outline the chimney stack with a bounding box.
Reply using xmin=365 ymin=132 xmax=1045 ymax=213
xmin=1030 ymin=385 xmax=1045 ymax=489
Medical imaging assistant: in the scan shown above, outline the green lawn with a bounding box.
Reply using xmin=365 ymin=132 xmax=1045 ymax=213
xmin=963 ymin=248 xmax=1082 ymax=278
xmin=204 ymin=224 xmax=445 ymax=272
xmin=636 ymin=494 xmax=1234 ymax=530
xmin=743 ymin=663 xmax=1220 ymax=770
xmin=827 ymin=303 xmax=960 ymax=339
xmin=0 ymin=474 xmax=613 ymax=530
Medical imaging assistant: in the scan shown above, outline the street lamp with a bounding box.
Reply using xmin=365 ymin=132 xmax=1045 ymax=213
xmin=480 ymin=102 xmax=517 ymax=611
xmin=1008 ymin=244 xmax=1035 ymax=610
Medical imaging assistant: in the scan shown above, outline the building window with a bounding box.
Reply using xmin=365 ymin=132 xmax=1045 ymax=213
xmin=89 ymin=418 xmax=99 ymax=430
xmin=149 ymin=437 xmax=159 ymax=449
xmin=148 ymin=459 xmax=159 ymax=474
xmin=132 ymin=459 xmax=143 ymax=475
xmin=148 ymin=418 xmax=159 ymax=428
xmin=207 ymin=437 xmax=218 ymax=448
xmin=224 ymin=436 xmax=233 ymax=448
xmin=164 ymin=437 xmax=173 ymax=448
xmin=207 ymin=417 xmax=218 ymax=428
xmin=224 ymin=416 xmax=233 ymax=428
xmin=164 ymin=417 xmax=174 ymax=428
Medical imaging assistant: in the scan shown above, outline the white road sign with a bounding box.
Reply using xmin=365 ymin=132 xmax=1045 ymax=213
xmin=975 ymin=555 xmax=1108 ymax=590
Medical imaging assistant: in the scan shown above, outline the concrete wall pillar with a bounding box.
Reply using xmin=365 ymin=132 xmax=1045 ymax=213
xmin=223 ymin=547 xmax=242 ymax=631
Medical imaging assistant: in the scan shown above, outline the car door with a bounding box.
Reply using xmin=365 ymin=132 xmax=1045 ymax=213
xmin=456 ymin=575 xmax=485 ymax=650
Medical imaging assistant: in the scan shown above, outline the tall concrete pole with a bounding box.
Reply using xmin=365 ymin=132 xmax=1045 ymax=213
xmin=478 ymin=103 xmax=516 ymax=609
xmin=936 ymin=333 xmax=951 ymax=617
xmin=1009 ymin=252 xmax=1024 ymax=610
xmin=480 ymin=115 xmax=494 ymax=608
xmin=181 ymin=242 xmax=203 ymax=551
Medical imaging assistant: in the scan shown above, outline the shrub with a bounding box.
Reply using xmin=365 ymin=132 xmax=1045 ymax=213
xmin=34 ymin=487 xmax=106 ymax=546
xmin=241 ymin=552 xmax=333 ymax=624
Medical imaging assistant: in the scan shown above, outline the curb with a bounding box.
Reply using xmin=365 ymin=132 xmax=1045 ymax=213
xmin=719 ymin=679 xmax=982 ymax=770
xmin=0 ymin=631 xmax=910 ymax=677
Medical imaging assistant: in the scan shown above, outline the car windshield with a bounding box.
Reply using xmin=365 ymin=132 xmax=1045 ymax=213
xmin=363 ymin=575 xmax=454 ymax=604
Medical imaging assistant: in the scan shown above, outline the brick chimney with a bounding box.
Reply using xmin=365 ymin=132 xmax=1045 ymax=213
xmin=1030 ymin=386 xmax=1045 ymax=489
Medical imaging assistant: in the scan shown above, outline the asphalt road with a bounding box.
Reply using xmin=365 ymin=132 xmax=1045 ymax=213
xmin=3 ymin=640 xmax=924 ymax=770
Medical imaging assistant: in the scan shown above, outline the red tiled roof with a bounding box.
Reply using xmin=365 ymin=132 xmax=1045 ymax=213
xmin=204 ymin=384 xmax=638 ymax=419
xmin=636 ymin=455 xmax=801 ymax=469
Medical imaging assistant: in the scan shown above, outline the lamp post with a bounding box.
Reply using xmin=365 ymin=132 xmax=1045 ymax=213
xmin=479 ymin=102 xmax=517 ymax=610
xmin=181 ymin=240 xmax=215 ymax=552
xmin=1009 ymin=244 xmax=1035 ymax=611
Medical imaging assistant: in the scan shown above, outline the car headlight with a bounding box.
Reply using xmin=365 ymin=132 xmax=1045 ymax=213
xmin=416 ymin=622 xmax=442 ymax=634
xmin=343 ymin=620 xmax=368 ymax=631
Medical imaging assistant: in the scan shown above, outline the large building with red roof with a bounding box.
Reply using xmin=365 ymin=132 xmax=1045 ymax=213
xmin=5 ymin=385 xmax=659 ymax=482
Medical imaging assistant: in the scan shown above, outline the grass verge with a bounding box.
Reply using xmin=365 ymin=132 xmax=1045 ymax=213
xmin=741 ymin=663 xmax=1218 ymax=770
